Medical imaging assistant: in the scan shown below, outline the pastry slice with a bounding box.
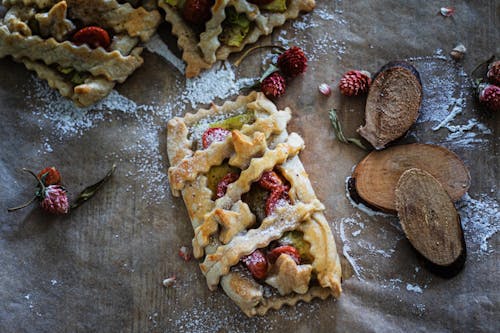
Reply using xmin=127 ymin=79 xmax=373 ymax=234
xmin=158 ymin=0 xmax=315 ymax=78
xmin=167 ymin=92 xmax=341 ymax=316
xmin=0 ymin=0 xmax=161 ymax=106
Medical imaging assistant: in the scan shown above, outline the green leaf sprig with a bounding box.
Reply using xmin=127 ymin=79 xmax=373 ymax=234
xmin=328 ymin=109 xmax=367 ymax=150
xmin=71 ymin=164 xmax=116 ymax=209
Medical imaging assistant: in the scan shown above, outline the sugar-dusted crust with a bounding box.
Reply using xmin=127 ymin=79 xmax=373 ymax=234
xmin=0 ymin=0 xmax=161 ymax=106
xmin=158 ymin=0 xmax=316 ymax=77
xmin=166 ymin=92 xmax=341 ymax=316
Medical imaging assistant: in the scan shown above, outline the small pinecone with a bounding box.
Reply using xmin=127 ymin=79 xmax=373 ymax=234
xmin=261 ymin=72 xmax=286 ymax=98
xmin=277 ymin=46 xmax=308 ymax=78
xmin=487 ymin=60 xmax=500 ymax=86
xmin=478 ymin=83 xmax=500 ymax=112
xmin=339 ymin=70 xmax=371 ymax=96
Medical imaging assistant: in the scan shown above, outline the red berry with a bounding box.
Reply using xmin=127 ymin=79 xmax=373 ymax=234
xmin=268 ymin=245 xmax=301 ymax=264
xmin=258 ymin=170 xmax=284 ymax=191
xmin=478 ymin=83 xmax=500 ymax=112
xmin=248 ymin=0 xmax=275 ymax=5
xmin=241 ymin=249 xmax=268 ymax=280
xmin=182 ymin=0 xmax=214 ymax=26
xmin=72 ymin=26 xmax=111 ymax=49
xmin=202 ymin=127 xmax=231 ymax=149
xmin=261 ymin=72 xmax=286 ymax=98
xmin=277 ymin=46 xmax=308 ymax=78
xmin=216 ymin=172 xmax=239 ymax=199
xmin=265 ymin=186 xmax=290 ymax=216
xmin=37 ymin=166 xmax=61 ymax=186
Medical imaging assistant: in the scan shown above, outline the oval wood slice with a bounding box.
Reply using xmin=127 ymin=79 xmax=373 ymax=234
xmin=395 ymin=168 xmax=466 ymax=277
xmin=352 ymin=143 xmax=470 ymax=213
xmin=358 ymin=61 xmax=422 ymax=150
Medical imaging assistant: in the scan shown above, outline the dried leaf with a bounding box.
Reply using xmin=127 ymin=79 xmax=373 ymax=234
xmin=328 ymin=109 xmax=366 ymax=150
xmin=259 ymin=64 xmax=279 ymax=83
xmin=70 ymin=164 xmax=116 ymax=209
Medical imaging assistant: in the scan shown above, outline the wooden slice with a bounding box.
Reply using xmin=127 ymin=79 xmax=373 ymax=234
xmin=352 ymin=143 xmax=470 ymax=213
xmin=358 ymin=61 xmax=422 ymax=150
xmin=395 ymin=168 xmax=466 ymax=277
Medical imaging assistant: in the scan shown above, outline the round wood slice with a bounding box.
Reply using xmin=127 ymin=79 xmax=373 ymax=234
xmin=395 ymin=168 xmax=466 ymax=277
xmin=352 ymin=143 xmax=470 ymax=213
xmin=358 ymin=61 xmax=422 ymax=150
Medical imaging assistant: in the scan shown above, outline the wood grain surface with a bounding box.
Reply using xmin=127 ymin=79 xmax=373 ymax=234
xmin=0 ymin=1 xmax=498 ymax=332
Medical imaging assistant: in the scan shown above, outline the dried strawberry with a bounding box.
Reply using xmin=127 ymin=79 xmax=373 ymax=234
xmin=202 ymin=127 xmax=231 ymax=149
xmin=241 ymin=249 xmax=268 ymax=280
xmin=216 ymin=172 xmax=239 ymax=199
xmin=37 ymin=166 xmax=61 ymax=186
xmin=248 ymin=0 xmax=275 ymax=5
xmin=265 ymin=187 xmax=290 ymax=216
xmin=72 ymin=26 xmax=111 ymax=49
xmin=182 ymin=0 xmax=214 ymax=26
xmin=268 ymin=245 xmax=301 ymax=264
xmin=40 ymin=185 xmax=69 ymax=215
xmin=258 ymin=170 xmax=284 ymax=191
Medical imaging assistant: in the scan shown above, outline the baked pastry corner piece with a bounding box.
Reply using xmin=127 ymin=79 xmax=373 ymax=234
xmin=158 ymin=0 xmax=315 ymax=78
xmin=167 ymin=92 xmax=342 ymax=316
xmin=0 ymin=0 xmax=161 ymax=106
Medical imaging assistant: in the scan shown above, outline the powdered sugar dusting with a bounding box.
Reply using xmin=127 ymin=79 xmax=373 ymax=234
xmin=278 ymin=2 xmax=348 ymax=62
xmin=457 ymin=193 xmax=499 ymax=254
xmin=410 ymin=55 xmax=493 ymax=150
xmin=182 ymin=62 xmax=254 ymax=108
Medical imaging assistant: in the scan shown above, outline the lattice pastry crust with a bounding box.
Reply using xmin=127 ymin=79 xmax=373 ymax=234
xmin=0 ymin=0 xmax=161 ymax=106
xmin=158 ymin=0 xmax=315 ymax=78
xmin=167 ymin=92 xmax=342 ymax=316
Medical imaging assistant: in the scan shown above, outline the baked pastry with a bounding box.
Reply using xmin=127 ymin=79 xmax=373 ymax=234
xmin=167 ymin=91 xmax=342 ymax=316
xmin=0 ymin=0 xmax=161 ymax=106
xmin=158 ymin=0 xmax=316 ymax=78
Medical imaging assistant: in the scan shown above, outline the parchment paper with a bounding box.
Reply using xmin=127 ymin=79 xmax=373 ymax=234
xmin=0 ymin=1 xmax=498 ymax=332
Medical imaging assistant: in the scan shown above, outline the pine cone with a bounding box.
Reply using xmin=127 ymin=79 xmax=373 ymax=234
xmin=487 ymin=60 xmax=500 ymax=86
xmin=478 ymin=83 xmax=500 ymax=112
xmin=261 ymin=72 xmax=286 ymax=98
xmin=277 ymin=46 xmax=308 ymax=78
xmin=339 ymin=70 xmax=372 ymax=96
xmin=41 ymin=185 xmax=69 ymax=214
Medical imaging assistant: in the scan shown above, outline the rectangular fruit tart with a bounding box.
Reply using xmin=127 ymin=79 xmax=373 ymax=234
xmin=158 ymin=0 xmax=316 ymax=77
xmin=167 ymin=92 xmax=342 ymax=316
xmin=0 ymin=0 xmax=161 ymax=106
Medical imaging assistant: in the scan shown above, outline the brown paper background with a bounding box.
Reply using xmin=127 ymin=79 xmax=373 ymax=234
xmin=0 ymin=1 xmax=498 ymax=332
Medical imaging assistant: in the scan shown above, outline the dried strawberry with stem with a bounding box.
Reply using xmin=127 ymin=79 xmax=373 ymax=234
xmin=182 ymin=0 xmax=214 ymax=26
xmin=216 ymin=172 xmax=240 ymax=199
xmin=241 ymin=249 xmax=268 ymax=280
xmin=40 ymin=185 xmax=69 ymax=215
xmin=202 ymin=127 xmax=231 ymax=149
xmin=37 ymin=166 xmax=61 ymax=186
xmin=268 ymin=245 xmax=301 ymax=264
xmin=72 ymin=26 xmax=111 ymax=49
xmin=7 ymin=168 xmax=68 ymax=215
